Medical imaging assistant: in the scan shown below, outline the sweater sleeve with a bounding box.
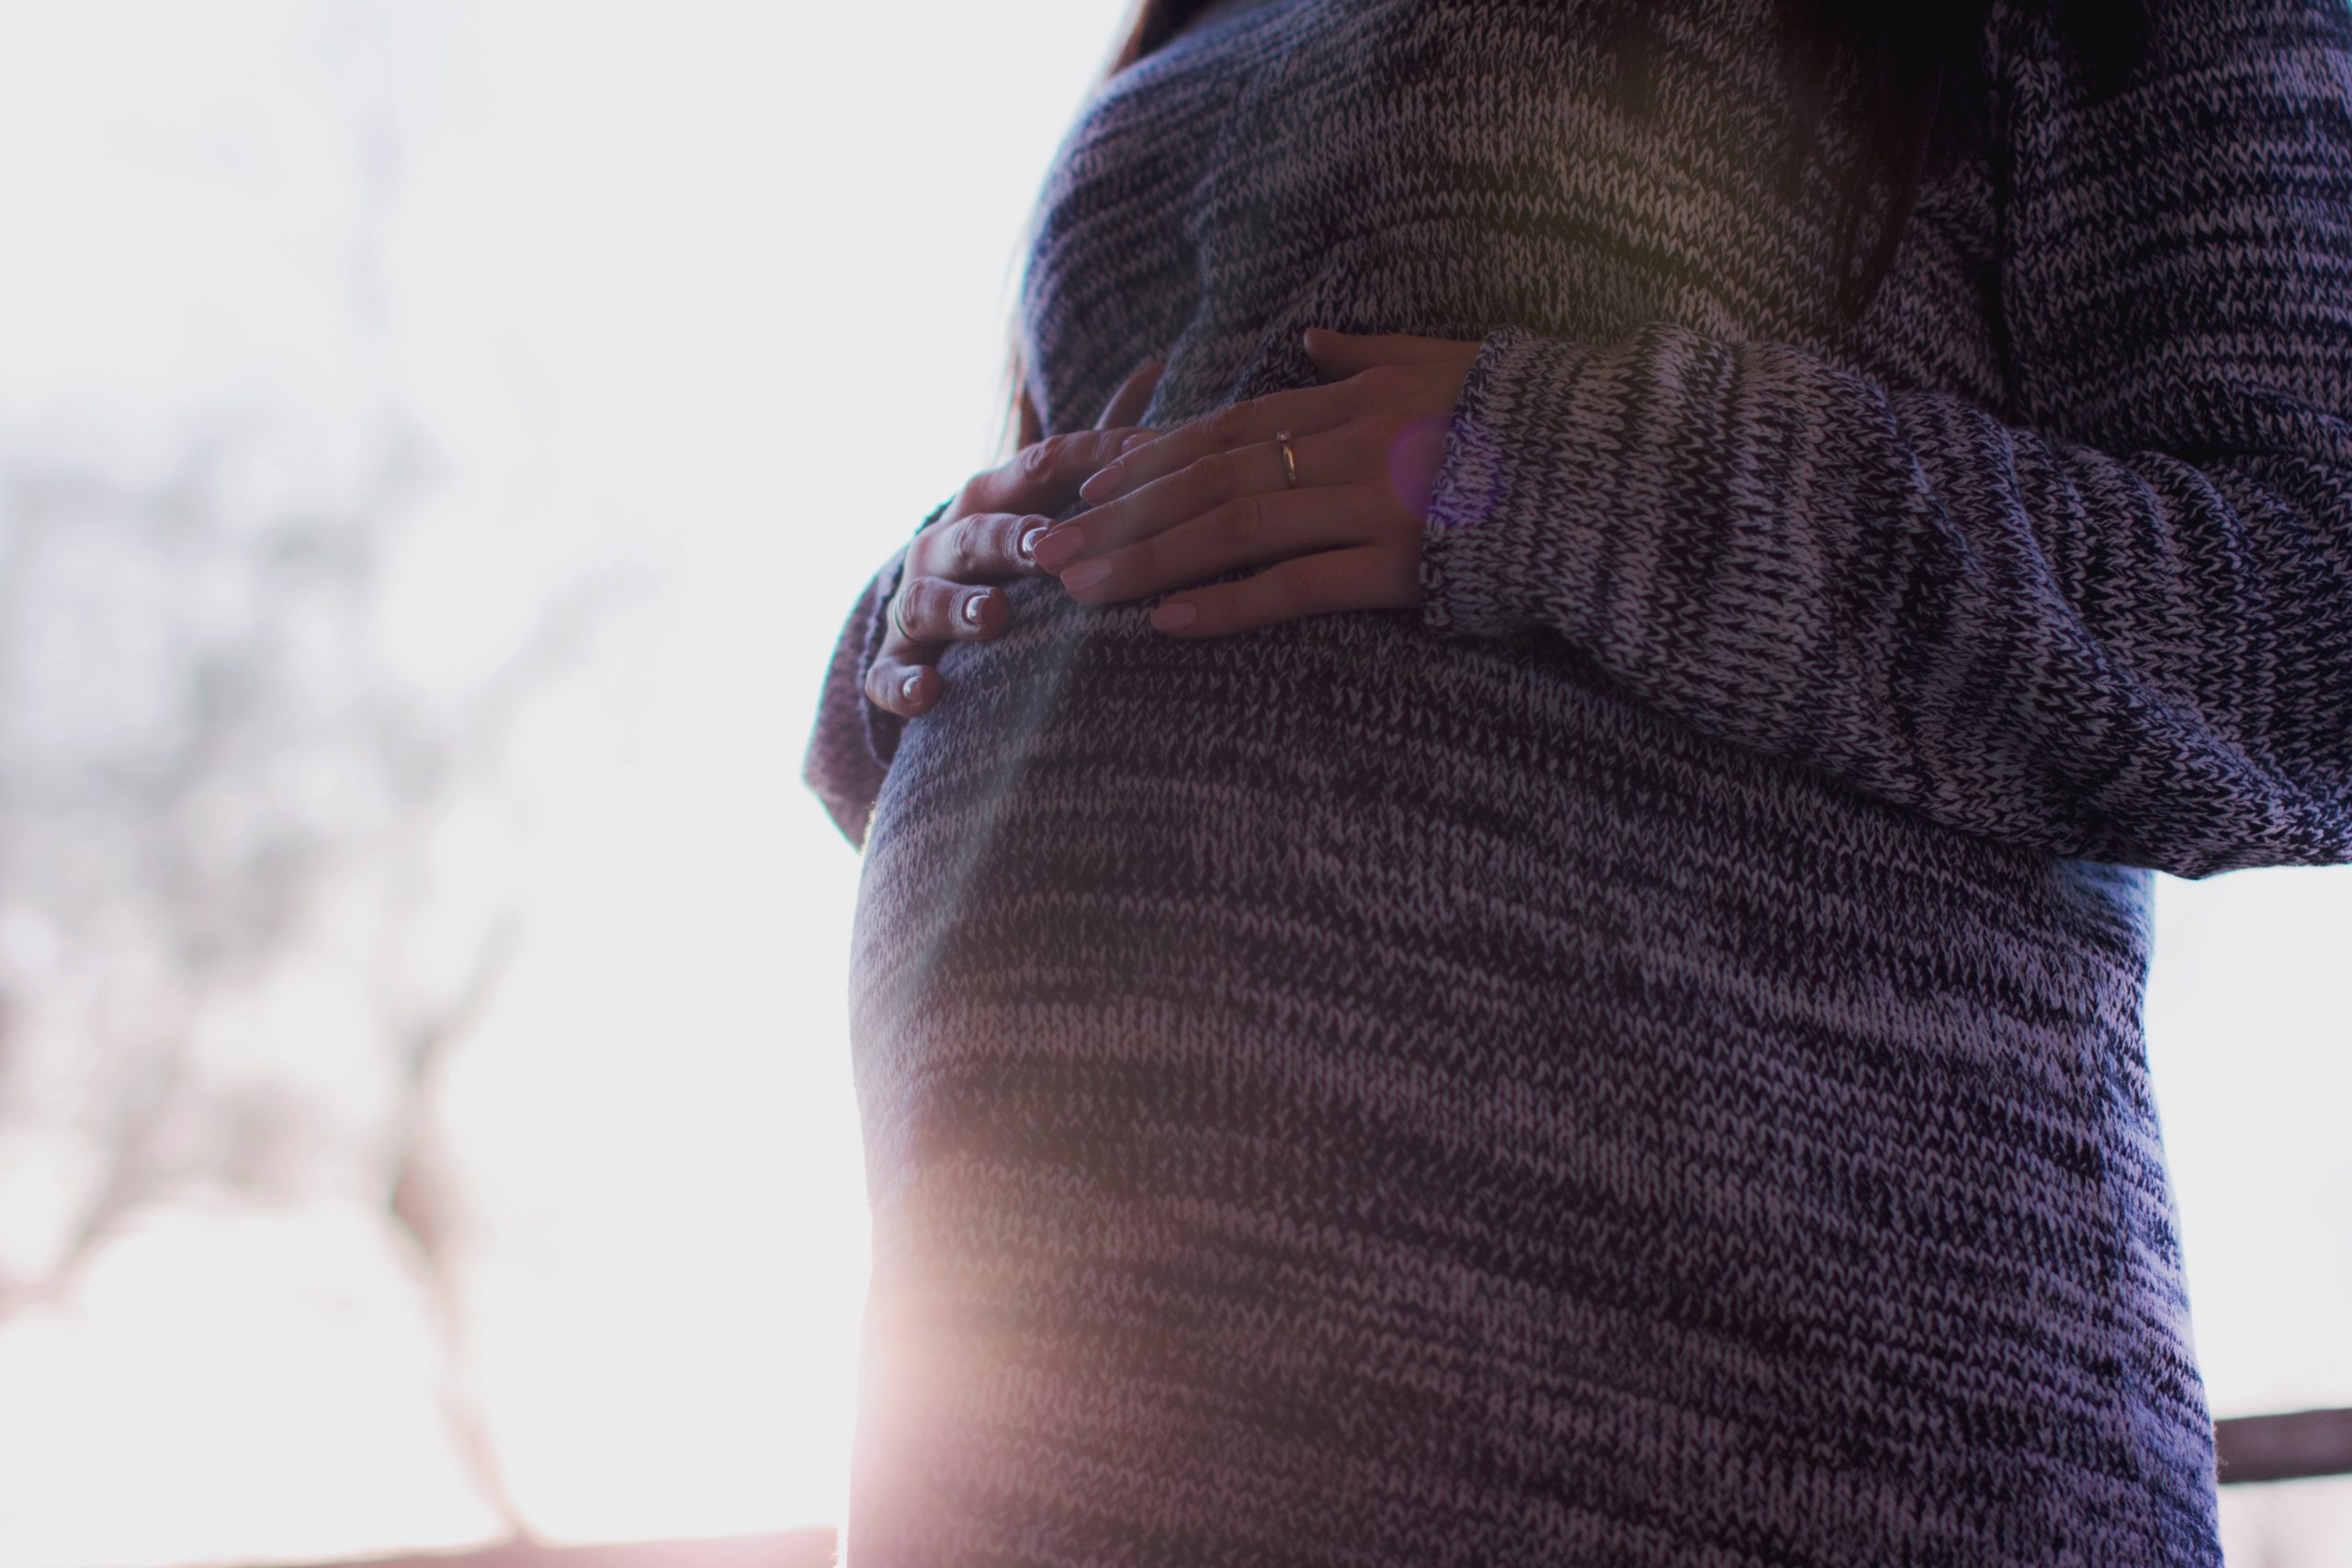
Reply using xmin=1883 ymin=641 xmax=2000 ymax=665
xmin=802 ymin=540 xmax=912 ymax=852
xmin=1415 ymin=0 xmax=2352 ymax=881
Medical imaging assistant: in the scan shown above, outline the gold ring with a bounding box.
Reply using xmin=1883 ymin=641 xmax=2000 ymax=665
xmin=1273 ymin=429 xmax=1299 ymax=489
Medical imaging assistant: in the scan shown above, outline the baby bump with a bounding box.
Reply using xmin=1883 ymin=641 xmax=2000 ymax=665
xmin=838 ymin=572 xmax=2164 ymax=1562
xmin=841 ymin=569 xmax=1740 ymax=1233
xmin=841 ymin=579 xmax=1639 ymax=1560
xmin=844 ymin=563 xmax=2120 ymax=1213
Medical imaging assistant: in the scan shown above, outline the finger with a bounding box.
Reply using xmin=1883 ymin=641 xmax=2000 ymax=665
xmin=890 ymin=568 xmax=1016 ymax=643
xmin=1053 ymin=481 xmax=1394 ymax=608
xmin=922 ymin=509 xmax=1063 ymax=583
xmin=1302 ymin=326 xmax=1476 ymax=372
xmin=1094 ymin=357 xmax=1165 ymax=430
xmin=1147 ymin=545 xmax=1416 ymax=637
xmin=1042 ymin=420 xmax=1376 ymax=566
xmin=1077 ymin=378 xmax=1361 ymax=507
xmin=865 ymin=654 xmax=938 ymax=718
xmin=964 ymin=425 xmax=1159 ymax=516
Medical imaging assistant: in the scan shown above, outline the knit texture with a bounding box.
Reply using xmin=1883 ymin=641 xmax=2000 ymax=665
xmin=803 ymin=0 xmax=2352 ymax=1562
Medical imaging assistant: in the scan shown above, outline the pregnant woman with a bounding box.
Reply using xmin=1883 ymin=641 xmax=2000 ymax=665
xmin=804 ymin=0 xmax=2352 ymax=1561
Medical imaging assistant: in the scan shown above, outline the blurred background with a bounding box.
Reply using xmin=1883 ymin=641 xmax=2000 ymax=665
xmin=0 ymin=3 xmax=2345 ymax=1565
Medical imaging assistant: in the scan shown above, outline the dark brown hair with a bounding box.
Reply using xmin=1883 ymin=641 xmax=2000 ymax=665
xmin=998 ymin=0 xmax=2154 ymax=455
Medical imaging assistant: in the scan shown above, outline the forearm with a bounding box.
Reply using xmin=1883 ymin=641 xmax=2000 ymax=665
xmin=1419 ymin=321 xmax=2352 ymax=877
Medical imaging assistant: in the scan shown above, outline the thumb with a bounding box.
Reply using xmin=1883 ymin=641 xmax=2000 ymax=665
xmin=1302 ymin=326 xmax=1464 ymax=376
xmin=1094 ymin=355 xmax=1166 ymax=429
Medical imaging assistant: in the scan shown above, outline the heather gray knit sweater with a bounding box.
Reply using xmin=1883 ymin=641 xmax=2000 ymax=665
xmin=803 ymin=0 xmax=2352 ymax=1561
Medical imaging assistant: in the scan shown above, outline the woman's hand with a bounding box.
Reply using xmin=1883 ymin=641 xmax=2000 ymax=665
xmin=865 ymin=357 xmax=1164 ymax=718
xmin=1027 ymin=327 xmax=1484 ymax=637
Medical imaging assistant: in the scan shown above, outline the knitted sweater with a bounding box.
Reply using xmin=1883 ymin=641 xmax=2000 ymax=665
xmin=803 ymin=0 xmax=2352 ymax=1562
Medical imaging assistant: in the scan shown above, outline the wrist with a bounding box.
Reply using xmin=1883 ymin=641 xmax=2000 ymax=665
xmin=1419 ymin=327 xmax=1633 ymax=643
xmin=1419 ymin=327 xmax=1542 ymax=637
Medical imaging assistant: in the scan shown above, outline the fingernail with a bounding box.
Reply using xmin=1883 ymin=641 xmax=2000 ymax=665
xmin=961 ymin=591 xmax=987 ymax=625
xmin=1120 ymin=432 xmax=1153 ymax=454
xmin=1017 ymin=523 xmax=1049 ymax=562
xmin=900 ymin=672 xmax=922 ymax=701
xmin=1031 ymin=526 xmax=1085 ymax=570
xmin=1060 ymin=558 xmax=1112 ymax=592
xmin=1079 ymin=463 xmax=1122 ymax=502
xmin=1150 ymin=601 xmax=1197 ymax=632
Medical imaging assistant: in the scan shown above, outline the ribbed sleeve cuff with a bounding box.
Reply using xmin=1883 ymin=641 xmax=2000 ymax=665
xmin=1419 ymin=326 xmax=1618 ymax=642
